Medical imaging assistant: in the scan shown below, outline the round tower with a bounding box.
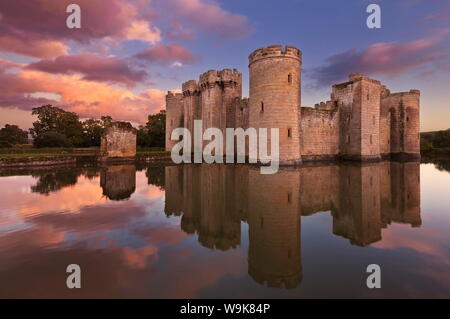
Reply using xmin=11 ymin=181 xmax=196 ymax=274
xmin=248 ymin=45 xmax=302 ymax=165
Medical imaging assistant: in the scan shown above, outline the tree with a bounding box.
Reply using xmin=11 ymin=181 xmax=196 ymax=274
xmin=82 ymin=118 xmax=104 ymax=146
xmin=145 ymin=110 xmax=166 ymax=148
xmin=0 ymin=124 xmax=28 ymax=147
xmin=30 ymin=105 xmax=84 ymax=147
xmin=33 ymin=131 xmax=73 ymax=148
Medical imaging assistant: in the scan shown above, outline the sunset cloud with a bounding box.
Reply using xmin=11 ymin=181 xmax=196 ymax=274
xmin=0 ymin=0 xmax=160 ymax=57
xmin=134 ymin=43 xmax=200 ymax=66
xmin=155 ymin=0 xmax=254 ymax=39
xmin=312 ymin=37 xmax=449 ymax=87
xmin=26 ymin=53 xmax=148 ymax=87
xmin=0 ymin=69 xmax=165 ymax=124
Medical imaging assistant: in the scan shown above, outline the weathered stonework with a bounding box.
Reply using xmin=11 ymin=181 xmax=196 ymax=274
xmin=165 ymin=45 xmax=421 ymax=163
xmin=100 ymin=122 xmax=137 ymax=160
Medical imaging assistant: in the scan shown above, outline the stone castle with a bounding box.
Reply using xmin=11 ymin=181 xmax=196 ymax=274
xmin=165 ymin=45 xmax=421 ymax=164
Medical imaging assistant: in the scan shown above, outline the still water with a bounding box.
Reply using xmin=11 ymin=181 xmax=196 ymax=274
xmin=0 ymin=160 xmax=449 ymax=298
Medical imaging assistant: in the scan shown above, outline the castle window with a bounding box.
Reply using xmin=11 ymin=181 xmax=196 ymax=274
xmin=407 ymin=117 xmax=409 ymax=122
xmin=288 ymin=128 xmax=292 ymax=138
xmin=288 ymin=192 xmax=292 ymax=203
xmin=288 ymin=73 xmax=292 ymax=84
xmin=347 ymin=136 xmax=350 ymax=144
xmin=370 ymin=135 xmax=373 ymax=144
xmin=373 ymin=115 xmax=376 ymax=125
xmin=261 ymin=102 xmax=264 ymax=112
xmin=171 ymin=119 xmax=173 ymax=126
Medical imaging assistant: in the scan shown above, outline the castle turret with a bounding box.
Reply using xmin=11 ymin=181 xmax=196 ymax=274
xmin=380 ymin=89 xmax=420 ymax=160
xmin=165 ymin=91 xmax=184 ymax=152
xmin=199 ymin=69 xmax=242 ymax=154
xmin=332 ymin=74 xmax=382 ymax=161
xmin=248 ymin=45 xmax=302 ymax=165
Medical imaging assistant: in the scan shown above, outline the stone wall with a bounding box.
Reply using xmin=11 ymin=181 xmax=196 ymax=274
xmin=165 ymin=92 xmax=184 ymax=152
xmin=100 ymin=122 xmax=137 ymax=158
xmin=381 ymin=90 xmax=421 ymax=158
xmin=300 ymin=107 xmax=339 ymax=161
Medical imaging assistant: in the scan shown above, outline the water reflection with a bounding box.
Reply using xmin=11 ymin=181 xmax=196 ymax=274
xmin=0 ymin=160 xmax=427 ymax=297
xmin=164 ymin=162 xmax=421 ymax=289
xmin=100 ymin=165 xmax=136 ymax=201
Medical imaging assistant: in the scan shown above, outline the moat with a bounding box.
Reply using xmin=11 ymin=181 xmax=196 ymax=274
xmin=1 ymin=160 xmax=450 ymax=298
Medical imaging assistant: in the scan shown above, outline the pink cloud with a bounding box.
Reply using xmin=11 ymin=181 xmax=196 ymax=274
xmin=0 ymin=0 xmax=160 ymax=58
xmin=26 ymin=53 xmax=148 ymax=87
xmin=134 ymin=43 xmax=200 ymax=65
xmin=312 ymin=36 xmax=449 ymax=87
xmin=0 ymin=69 xmax=165 ymax=124
xmin=154 ymin=0 xmax=254 ymax=39
xmin=423 ymin=4 xmax=450 ymax=22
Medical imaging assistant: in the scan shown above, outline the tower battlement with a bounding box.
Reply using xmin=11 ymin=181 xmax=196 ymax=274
xmin=248 ymin=45 xmax=302 ymax=66
xmin=166 ymin=91 xmax=183 ymax=100
xmin=198 ymin=69 xmax=242 ymax=89
xmin=182 ymin=80 xmax=199 ymax=94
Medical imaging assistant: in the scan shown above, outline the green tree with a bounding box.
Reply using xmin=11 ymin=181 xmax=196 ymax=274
xmin=30 ymin=105 xmax=84 ymax=147
xmin=33 ymin=131 xmax=73 ymax=148
xmin=145 ymin=110 xmax=166 ymax=147
xmin=82 ymin=118 xmax=104 ymax=146
xmin=0 ymin=124 xmax=28 ymax=147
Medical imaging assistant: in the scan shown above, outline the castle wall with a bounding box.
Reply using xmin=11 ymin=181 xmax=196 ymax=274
xmin=381 ymin=90 xmax=420 ymax=158
xmin=182 ymin=80 xmax=201 ymax=149
xmin=235 ymin=98 xmax=249 ymax=129
xmin=248 ymin=45 xmax=302 ymax=165
xmin=200 ymin=69 xmax=242 ymax=154
xmin=333 ymin=74 xmax=382 ymax=161
xmin=165 ymin=92 xmax=184 ymax=152
xmin=300 ymin=107 xmax=340 ymax=161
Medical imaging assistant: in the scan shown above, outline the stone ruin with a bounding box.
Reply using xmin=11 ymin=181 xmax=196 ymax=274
xmin=100 ymin=121 xmax=137 ymax=160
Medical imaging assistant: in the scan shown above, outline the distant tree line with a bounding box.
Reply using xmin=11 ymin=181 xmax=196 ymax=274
xmin=421 ymin=129 xmax=450 ymax=152
xmin=0 ymin=104 xmax=166 ymax=148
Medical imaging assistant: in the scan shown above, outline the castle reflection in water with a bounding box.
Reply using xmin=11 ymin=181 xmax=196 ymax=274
xmin=158 ymin=162 xmax=420 ymax=290
xmin=93 ymin=161 xmax=421 ymax=289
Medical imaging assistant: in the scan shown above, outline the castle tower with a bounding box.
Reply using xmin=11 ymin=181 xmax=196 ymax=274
xmin=333 ymin=74 xmax=382 ymax=161
xmin=165 ymin=92 xmax=184 ymax=152
xmin=199 ymin=69 xmax=242 ymax=154
xmin=248 ymin=45 xmax=302 ymax=165
xmin=182 ymin=80 xmax=201 ymax=150
xmin=381 ymin=90 xmax=420 ymax=159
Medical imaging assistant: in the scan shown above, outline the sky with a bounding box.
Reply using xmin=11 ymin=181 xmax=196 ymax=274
xmin=0 ymin=0 xmax=449 ymax=132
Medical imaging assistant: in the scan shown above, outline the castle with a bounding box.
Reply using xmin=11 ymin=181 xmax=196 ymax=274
xmin=165 ymin=45 xmax=420 ymax=164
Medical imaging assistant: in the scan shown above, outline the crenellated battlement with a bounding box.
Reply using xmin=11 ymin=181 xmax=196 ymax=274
xmin=166 ymin=91 xmax=183 ymax=100
xmin=182 ymin=80 xmax=199 ymax=95
xmin=198 ymin=69 xmax=242 ymax=89
xmin=248 ymin=45 xmax=302 ymax=66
